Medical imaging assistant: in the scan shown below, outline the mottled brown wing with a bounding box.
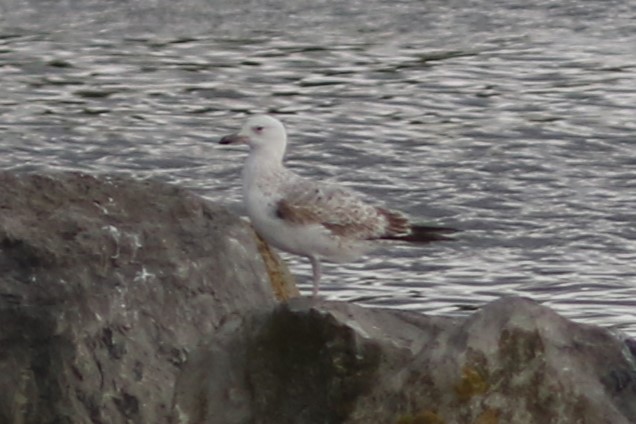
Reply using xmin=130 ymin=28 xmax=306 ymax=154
xmin=274 ymin=182 xmax=391 ymax=240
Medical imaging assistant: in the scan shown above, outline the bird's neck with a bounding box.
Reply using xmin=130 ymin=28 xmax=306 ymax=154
xmin=247 ymin=144 xmax=285 ymax=167
xmin=243 ymin=147 xmax=286 ymax=189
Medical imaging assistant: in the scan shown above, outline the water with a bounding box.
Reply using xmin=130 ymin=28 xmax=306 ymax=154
xmin=1 ymin=0 xmax=635 ymax=335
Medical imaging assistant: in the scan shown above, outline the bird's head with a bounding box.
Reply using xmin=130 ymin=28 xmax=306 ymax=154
xmin=219 ymin=115 xmax=287 ymax=158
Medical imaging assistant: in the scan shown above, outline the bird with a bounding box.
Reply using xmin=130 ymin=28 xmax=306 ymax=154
xmin=219 ymin=114 xmax=456 ymax=297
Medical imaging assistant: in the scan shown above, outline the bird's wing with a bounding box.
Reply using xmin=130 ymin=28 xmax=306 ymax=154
xmin=275 ymin=178 xmax=410 ymax=240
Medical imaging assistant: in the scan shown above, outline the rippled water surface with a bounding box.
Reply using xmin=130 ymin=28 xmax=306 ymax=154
xmin=1 ymin=0 xmax=635 ymax=334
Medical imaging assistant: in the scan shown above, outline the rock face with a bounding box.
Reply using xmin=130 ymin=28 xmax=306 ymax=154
xmin=0 ymin=171 xmax=291 ymax=424
xmin=175 ymin=298 xmax=636 ymax=424
xmin=2 ymin=171 xmax=635 ymax=424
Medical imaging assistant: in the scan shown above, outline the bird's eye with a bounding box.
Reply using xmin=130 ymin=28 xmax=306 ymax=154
xmin=254 ymin=126 xmax=264 ymax=133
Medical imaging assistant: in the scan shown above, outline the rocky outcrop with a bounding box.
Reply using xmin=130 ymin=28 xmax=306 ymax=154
xmin=175 ymin=297 xmax=636 ymax=424
xmin=1 ymin=171 xmax=635 ymax=424
xmin=0 ymin=171 xmax=293 ymax=424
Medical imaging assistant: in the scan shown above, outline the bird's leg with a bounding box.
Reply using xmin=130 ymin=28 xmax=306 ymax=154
xmin=309 ymin=256 xmax=322 ymax=298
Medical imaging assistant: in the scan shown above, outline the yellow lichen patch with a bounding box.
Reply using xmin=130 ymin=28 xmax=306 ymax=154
xmin=475 ymin=408 xmax=500 ymax=424
xmin=454 ymin=366 xmax=489 ymax=402
xmin=254 ymin=230 xmax=299 ymax=300
xmin=396 ymin=410 xmax=445 ymax=424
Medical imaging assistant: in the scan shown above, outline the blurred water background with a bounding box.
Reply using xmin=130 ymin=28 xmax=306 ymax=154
xmin=1 ymin=0 xmax=635 ymax=334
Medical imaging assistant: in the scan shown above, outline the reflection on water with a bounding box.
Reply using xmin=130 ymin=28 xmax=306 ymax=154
xmin=1 ymin=0 xmax=635 ymax=334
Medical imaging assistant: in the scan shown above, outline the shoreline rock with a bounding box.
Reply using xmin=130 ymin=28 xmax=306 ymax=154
xmin=175 ymin=296 xmax=636 ymax=424
xmin=0 ymin=171 xmax=292 ymax=423
xmin=1 ymin=171 xmax=634 ymax=424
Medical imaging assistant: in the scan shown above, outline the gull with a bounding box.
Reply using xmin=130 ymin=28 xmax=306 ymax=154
xmin=219 ymin=115 xmax=456 ymax=297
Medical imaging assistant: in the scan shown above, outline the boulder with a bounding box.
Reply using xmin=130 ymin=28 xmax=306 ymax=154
xmin=0 ymin=171 xmax=294 ymax=424
xmin=175 ymin=297 xmax=636 ymax=424
xmin=2 ymin=171 xmax=635 ymax=424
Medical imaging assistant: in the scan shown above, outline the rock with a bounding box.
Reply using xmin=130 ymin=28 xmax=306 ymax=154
xmin=3 ymin=171 xmax=635 ymax=424
xmin=0 ymin=171 xmax=294 ymax=424
xmin=175 ymin=297 xmax=636 ymax=424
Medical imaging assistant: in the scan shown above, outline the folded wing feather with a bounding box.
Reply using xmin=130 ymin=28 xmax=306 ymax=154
xmin=274 ymin=181 xmax=400 ymax=240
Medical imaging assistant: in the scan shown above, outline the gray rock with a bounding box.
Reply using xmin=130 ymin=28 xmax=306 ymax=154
xmin=0 ymin=171 xmax=292 ymax=424
xmin=175 ymin=297 xmax=636 ymax=424
xmin=2 ymin=171 xmax=635 ymax=424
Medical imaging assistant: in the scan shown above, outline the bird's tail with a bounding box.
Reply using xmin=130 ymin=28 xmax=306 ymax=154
xmin=382 ymin=224 xmax=459 ymax=243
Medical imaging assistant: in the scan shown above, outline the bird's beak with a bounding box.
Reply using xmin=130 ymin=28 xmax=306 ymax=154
xmin=219 ymin=133 xmax=249 ymax=145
